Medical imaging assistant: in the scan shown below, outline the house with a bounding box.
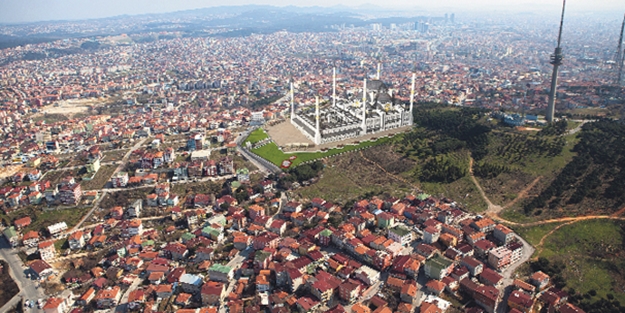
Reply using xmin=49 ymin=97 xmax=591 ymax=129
xmin=471 ymin=218 xmax=496 ymax=233
xmin=460 ymin=256 xmax=484 ymax=276
xmin=493 ymin=224 xmax=515 ymax=245
xmin=94 ymin=286 xmax=121 ymax=309
xmin=208 ymin=264 xmax=233 ymax=282
xmin=68 ymin=231 xmax=86 ymax=250
xmin=58 ymin=183 xmax=82 ymax=205
xmin=269 ymin=219 xmax=287 ymax=236
xmin=39 ymin=241 xmax=57 ymax=261
xmin=127 ymin=289 xmax=145 ymax=310
xmin=479 ymin=268 xmax=503 ymax=287
xmin=42 ymin=297 xmax=69 ymax=313
xmin=296 ymin=296 xmax=320 ymax=313
xmin=424 ymin=254 xmax=454 ymax=280
xmin=377 ymin=212 xmax=395 ymax=228
xmin=425 ymin=279 xmax=446 ymax=296
xmin=400 ymin=282 xmax=418 ymax=303
xmin=47 ymin=222 xmax=68 ymax=236
xmin=22 ymin=230 xmax=40 ymax=247
xmin=507 ymin=290 xmax=534 ymax=312
xmin=163 ymin=242 xmax=189 ymax=260
xmin=30 ymin=260 xmax=54 ymax=279
xmin=180 ymin=273 xmax=204 ymax=295
xmin=460 ymin=278 xmax=500 ymax=313
xmin=127 ymin=199 xmax=142 ymax=218
xmin=3 ymin=226 xmax=19 ymax=247
xmin=488 ymin=246 xmax=512 ymax=270
xmin=201 ymin=281 xmax=225 ymax=305
xmin=155 ymin=284 xmax=173 ymax=298
xmin=13 ymin=216 xmax=32 ymax=230
xmin=423 ymin=226 xmax=440 ymax=244
xmin=387 ymin=226 xmax=412 ymax=246
xmin=530 ymin=271 xmax=550 ymax=290
xmin=339 ymin=279 xmax=361 ymax=304
xmin=76 ymin=287 xmax=96 ymax=306
xmin=111 ymin=172 xmax=129 ymax=188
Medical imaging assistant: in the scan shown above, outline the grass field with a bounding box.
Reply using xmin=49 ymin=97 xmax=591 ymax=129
xmin=422 ymin=176 xmax=488 ymax=213
xmin=8 ymin=206 xmax=90 ymax=233
xmin=512 ymin=222 xmax=564 ymax=246
xmin=81 ymin=165 xmax=117 ymax=190
xmin=244 ymin=128 xmax=269 ymax=145
xmin=252 ymin=137 xmax=392 ymax=168
xmin=298 ymin=150 xmax=413 ymax=203
xmin=536 ymin=220 xmax=625 ymax=304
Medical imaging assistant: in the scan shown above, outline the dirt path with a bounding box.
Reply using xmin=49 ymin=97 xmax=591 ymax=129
xmin=532 ymin=220 xmax=577 ymax=260
xmin=359 ymin=150 xmax=420 ymax=190
xmin=612 ymin=206 xmax=625 ymax=217
xmin=503 ymin=176 xmax=542 ymax=210
xmin=468 ymin=158 xmax=502 ymax=214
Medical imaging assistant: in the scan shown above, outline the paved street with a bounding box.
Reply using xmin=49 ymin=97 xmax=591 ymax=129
xmin=0 ymin=237 xmax=45 ymax=312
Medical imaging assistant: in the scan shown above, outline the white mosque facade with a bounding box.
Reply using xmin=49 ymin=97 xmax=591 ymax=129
xmin=290 ymin=69 xmax=416 ymax=145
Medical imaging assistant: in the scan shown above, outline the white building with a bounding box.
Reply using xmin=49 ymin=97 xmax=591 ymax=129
xmin=290 ymin=69 xmax=416 ymax=146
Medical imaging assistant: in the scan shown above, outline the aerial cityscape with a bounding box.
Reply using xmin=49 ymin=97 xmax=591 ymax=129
xmin=0 ymin=1 xmax=624 ymax=313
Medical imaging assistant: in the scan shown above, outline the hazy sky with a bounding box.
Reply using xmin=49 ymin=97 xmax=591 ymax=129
xmin=0 ymin=0 xmax=622 ymax=24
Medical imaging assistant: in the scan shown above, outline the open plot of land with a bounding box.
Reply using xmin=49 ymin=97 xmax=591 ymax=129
xmin=38 ymin=98 xmax=98 ymax=116
xmin=537 ymin=220 xmax=625 ymax=304
xmin=99 ymin=187 xmax=153 ymax=209
xmin=421 ymin=177 xmax=488 ymax=213
xmin=298 ymin=150 xmax=414 ymax=203
xmin=8 ymin=206 xmax=91 ymax=233
xmin=102 ymin=150 xmax=128 ymax=162
xmin=81 ymin=165 xmax=117 ymax=190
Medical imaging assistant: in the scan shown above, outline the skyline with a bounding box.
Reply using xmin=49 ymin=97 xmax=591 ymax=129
xmin=0 ymin=0 xmax=623 ymax=24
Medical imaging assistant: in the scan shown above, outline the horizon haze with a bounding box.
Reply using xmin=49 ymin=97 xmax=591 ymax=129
xmin=0 ymin=0 xmax=622 ymax=24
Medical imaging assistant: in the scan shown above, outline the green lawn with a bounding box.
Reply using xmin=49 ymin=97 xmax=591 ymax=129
xmin=81 ymin=165 xmax=117 ymax=190
xmin=244 ymin=128 xmax=269 ymax=145
xmin=252 ymin=137 xmax=392 ymax=168
xmin=9 ymin=206 xmax=91 ymax=234
xmin=537 ymin=220 xmax=625 ymax=303
xmin=512 ymin=223 xmax=563 ymax=246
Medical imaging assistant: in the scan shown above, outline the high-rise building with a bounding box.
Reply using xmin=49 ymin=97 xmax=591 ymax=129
xmin=451 ymin=13 xmax=455 ymax=24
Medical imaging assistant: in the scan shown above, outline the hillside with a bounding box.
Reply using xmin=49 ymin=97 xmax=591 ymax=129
xmin=298 ymin=104 xmax=625 ymax=221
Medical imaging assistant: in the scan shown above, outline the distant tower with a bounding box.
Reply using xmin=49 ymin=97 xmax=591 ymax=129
xmin=377 ymin=63 xmax=381 ymax=80
xmin=546 ymin=0 xmax=567 ymax=123
xmin=450 ymin=13 xmax=455 ymax=24
xmin=616 ymin=14 xmax=625 ymax=86
xmin=445 ymin=13 xmax=449 ymax=23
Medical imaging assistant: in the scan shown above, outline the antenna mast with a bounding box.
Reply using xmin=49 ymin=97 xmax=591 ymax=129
xmin=546 ymin=0 xmax=566 ymax=123
xmin=616 ymin=14 xmax=625 ymax=86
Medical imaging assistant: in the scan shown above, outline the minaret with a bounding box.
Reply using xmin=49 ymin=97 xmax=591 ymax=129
xmin=410 ymin=73 xmax=416 ymax=124
xmin=377 ymin=63 xmax=381 ymax=80
xmin=290 ymin=82 xmax=294 ymax=123
xmin=410 ymin=73 xmax=416 ymax=114
xmin=315 ymin=96 xmax=321 ymax=145
xmin=546 ymin=0 xmax=566 ymax=123
xmin=332 ymin=68 xmax=337 ymax=107
xmin=362 ymin=79 xmax=367 ymax=134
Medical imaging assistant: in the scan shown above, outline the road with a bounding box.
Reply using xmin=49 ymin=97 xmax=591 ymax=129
xmin=0 ymin=237 xmax=45 ymax=312
xmin=114 ymin=276 xmax=142 ymax=313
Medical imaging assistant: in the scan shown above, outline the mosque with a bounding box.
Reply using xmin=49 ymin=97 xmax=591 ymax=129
xmin=290 ymin=67 xmax=416 ymax=145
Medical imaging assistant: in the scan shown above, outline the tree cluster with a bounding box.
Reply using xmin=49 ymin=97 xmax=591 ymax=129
xmin=524 ymin=119 xmax=625 ymax=213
